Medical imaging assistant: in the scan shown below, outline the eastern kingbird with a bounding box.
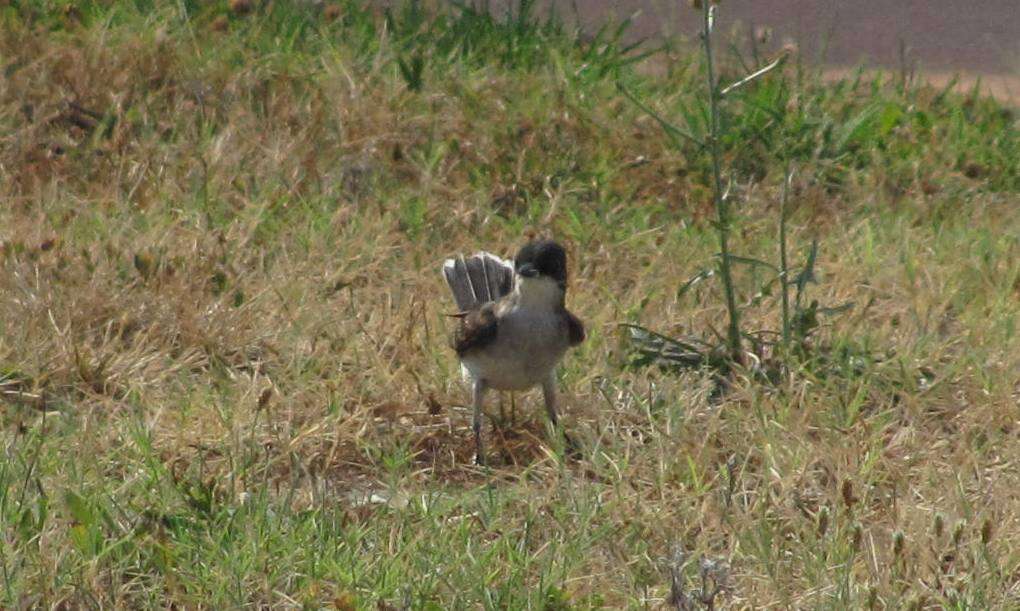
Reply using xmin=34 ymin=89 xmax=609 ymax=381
xmin=443 ymin=240 xmax=585 ymax=465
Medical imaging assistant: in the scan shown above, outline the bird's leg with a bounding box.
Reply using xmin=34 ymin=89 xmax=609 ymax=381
xmin=542 ymin=372 xmax=579 ymax=458
xmin=541 ymin=373 xmax=559 ymax=427
xmin=472 ymin=379 xmax=487 ymax=466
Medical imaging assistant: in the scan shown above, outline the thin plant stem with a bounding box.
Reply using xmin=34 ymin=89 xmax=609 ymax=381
xmin=701 ymin=2 xmax=742 ymax=363
xmin=779 ymin=167 xmax=793 ymax=350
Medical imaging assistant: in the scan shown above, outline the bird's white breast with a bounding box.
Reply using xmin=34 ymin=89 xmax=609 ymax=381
xmin=460 ymin=277 xmax=569 ymax=391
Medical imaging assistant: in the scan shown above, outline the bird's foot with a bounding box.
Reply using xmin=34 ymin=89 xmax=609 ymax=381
xmin=562 ymin=431 xmax=582 ymax=461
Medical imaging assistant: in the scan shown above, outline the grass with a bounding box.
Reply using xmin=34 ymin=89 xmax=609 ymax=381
xmin=1 ymin=0 xmax=1019 ymax=607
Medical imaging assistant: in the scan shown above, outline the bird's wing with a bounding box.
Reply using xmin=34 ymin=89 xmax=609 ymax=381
xmin=564 ymin=309 xmax=585 ymax=347
xmin=453 ymin=302 xmax=499 ymax=355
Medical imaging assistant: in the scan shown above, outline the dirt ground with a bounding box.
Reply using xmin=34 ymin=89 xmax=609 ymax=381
xmin=567 ymin=0 xmax=1020 ymax=102
xmin=577 ymin=0 xmax=1019 ymax=72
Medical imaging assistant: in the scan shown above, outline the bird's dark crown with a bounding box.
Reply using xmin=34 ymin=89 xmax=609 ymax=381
xmin=514 ymin=240 xmax=568 ymax=286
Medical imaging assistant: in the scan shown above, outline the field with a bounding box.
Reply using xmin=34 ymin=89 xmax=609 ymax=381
xmin=1 ymin=1 xmax=1019 ymax=607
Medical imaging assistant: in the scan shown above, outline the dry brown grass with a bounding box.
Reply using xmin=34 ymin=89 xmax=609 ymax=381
xmin=1 ymin=2 xmax=1019 ymax=607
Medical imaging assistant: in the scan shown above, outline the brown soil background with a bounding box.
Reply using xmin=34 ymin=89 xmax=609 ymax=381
xmin=560 ymin=0 xmax=1020 ymax=102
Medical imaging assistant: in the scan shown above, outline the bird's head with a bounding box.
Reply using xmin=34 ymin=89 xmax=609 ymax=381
xmin=514 ymin=240 xmax=569 ymax=306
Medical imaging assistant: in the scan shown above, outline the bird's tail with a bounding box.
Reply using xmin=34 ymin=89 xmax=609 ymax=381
xmin=442 ymin=252 xmax=515 ymax=311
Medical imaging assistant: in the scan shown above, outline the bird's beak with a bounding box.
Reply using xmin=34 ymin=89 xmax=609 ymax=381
xmin=517 ymin=263 xmax=539 ymax=278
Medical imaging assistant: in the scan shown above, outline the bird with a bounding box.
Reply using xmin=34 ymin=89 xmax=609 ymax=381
xmin=442 ymin=239 xmax=585 ymax=465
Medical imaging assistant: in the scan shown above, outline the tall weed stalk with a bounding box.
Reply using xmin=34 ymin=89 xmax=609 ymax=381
xmin=621 ymin=2 xmax=785 ymax=367
xmin=699 ymin=1 xmax=742 ymax=363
